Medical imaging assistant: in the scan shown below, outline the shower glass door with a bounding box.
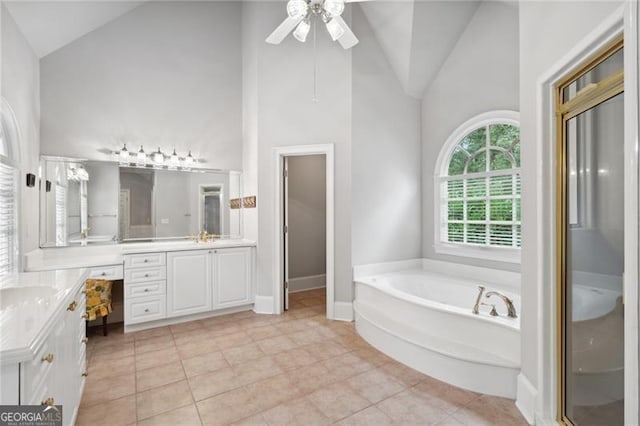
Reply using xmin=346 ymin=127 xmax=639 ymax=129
xmin=558 ymin=39 xmax=624 ymax=425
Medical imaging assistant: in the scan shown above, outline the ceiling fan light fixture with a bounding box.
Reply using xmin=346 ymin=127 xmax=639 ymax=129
xmin=323 ymin=0 xmax=344 ymax=17
xmin=325 ymin=18 xmax=344 ymax=41
xmin=286 ymin=0 xmax=308 ymax=19
xmin=293 ymin=19 xmax=311 ymax=42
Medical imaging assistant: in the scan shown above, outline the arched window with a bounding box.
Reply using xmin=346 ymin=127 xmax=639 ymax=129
xmin=434 ymin=111 xmax=520 ymax=263
xmin=0 ymin=98 xmax=21 ymax=278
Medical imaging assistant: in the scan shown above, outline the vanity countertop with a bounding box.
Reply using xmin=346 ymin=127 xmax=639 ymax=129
xmin=24 ymin=239 xmax=256 ymax=272
xmin=0 ymin=268 xmax=89 ymax=364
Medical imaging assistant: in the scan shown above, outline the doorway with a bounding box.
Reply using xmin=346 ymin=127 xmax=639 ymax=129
xmin=283 ymin=155 xmax=327 ymax=313
xmin=273 ymin=144 xmax=335 ymax=319
xmin=556 ymin=37 xmax=625 ymax=425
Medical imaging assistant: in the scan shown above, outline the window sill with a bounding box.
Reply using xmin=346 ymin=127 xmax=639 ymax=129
xmin=434 ymin=242 xmax=521 ymax=264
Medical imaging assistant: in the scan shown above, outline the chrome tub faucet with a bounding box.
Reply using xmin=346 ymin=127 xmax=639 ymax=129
xmin=485 ymin=291 xmax=518 ymax=318
xmin=472 ymin=286 xmax=485 ymax=315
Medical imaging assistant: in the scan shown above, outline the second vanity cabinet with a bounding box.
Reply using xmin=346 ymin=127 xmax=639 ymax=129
xmin=124 ymin=246 xmax=254 ymax=328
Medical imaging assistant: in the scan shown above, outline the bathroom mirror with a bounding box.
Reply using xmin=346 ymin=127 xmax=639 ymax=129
xmin=39 ymin=157 xmax=243 ymax=247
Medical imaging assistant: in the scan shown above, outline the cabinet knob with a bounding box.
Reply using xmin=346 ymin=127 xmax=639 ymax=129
xmin=67 ymin=301 xmax=77 ymax=312
xmin=41 ymin=397 xmax=55 ymax=406
xmin=82 ymin=338 xmax=89 ymax=344
xmin=82 ymin=372 xmax=88 ymax=377
xmin=144 ymin=273 xmax=149 ymax=277
xmin=144 ymin=259 xmax=149 ymax=263
xmin=41 ymin=353 xmax=54 ymax=363
xmin=214 ymin=250 xmax=218 ymax=254
xmin=144 ymin=308 xmax=150 ymax=313
xmin=208 ymin=250 xmax=212 ymax=254
xmin=101 ymin=272 xmax=107 ymax=276
xmin=82 ymin=314 xmax=89 ymax=320
xmin=144 ymin=288 xmax=149 ymax=292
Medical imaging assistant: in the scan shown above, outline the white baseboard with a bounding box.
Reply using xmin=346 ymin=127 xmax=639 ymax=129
xmin=289 ymin=274 xmax=326 ymax=293
xmin=334 ymin=301 xmax=354 ymax=322
xmin=516 ymin=373 xmax=537 ymax=425
xmin=253 ymin=295 xmax=275 ymax=314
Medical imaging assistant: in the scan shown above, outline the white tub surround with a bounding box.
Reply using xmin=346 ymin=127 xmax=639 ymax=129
xmin=0 ymin=269 xmax=89 ymax=425
xmin=353 ymin=259 xmax=521 ymax=399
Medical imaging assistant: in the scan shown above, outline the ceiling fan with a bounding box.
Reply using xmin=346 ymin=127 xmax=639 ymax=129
xmin=266 ymin=0 xmax=363 ymax=50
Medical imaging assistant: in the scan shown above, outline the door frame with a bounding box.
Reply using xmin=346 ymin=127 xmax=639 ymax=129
xmin=272 ymin=144 xmax=335 ymax=319
xmin=532 ymin=4 xmax=638 ymax=424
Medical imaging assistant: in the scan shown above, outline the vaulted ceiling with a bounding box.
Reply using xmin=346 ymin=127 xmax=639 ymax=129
xmin=3 ymin=0 xmax=483 ymax=99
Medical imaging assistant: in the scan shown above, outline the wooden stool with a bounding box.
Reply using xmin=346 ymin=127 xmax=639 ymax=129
xmin=85 ymin=279 xmax=113 ymax=336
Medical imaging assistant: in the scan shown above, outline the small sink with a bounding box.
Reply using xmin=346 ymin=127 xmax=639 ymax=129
xmin=0 ymin=286 xmax=59 ymax=310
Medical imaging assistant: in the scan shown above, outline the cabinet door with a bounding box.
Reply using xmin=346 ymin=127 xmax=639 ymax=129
xmin=167 ymin=250 xmax=212 ymax=317
xmin=214 ymin=248 xmax=252 ymax=308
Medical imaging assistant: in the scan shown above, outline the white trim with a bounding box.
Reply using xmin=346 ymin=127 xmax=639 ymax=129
xmin=433 ymin=110 xmax=521 ymax=263
xmin=289 ymin=274 xmax=326 ymax=293
xmin=253 ymin=295 xmax=275 ymax=314
xmin=273 ymin=144 xmax=335 ymax=319
xmin=516 ymin=373 xmax=537 ymax=425
xmin=533 ymin=5 xmax=632 ymax=424
xmin=334 ymin=301 xmax=353 ymax=322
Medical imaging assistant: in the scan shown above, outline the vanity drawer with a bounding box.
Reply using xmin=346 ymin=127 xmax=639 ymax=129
xmin=125 ymin=266 xmax=166 ymax=283
xmin=89 ymin=265 xmax=124 ymax=280
xmin=125 ymin=296 xmax=166 ymax=324
xmin=125 ymin=253 xmax=166 ymax=269
xmin=126 ymin=280 xmax=166 ymax=298
xmin=21 ymin=335 xmax=56 ymax=398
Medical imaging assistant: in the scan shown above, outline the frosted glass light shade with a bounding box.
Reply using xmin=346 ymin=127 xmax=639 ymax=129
xmin=119 ymin=144 xmax=129 ymax=164
xmin=170 ymin=149 xmax=179 ymax=169
xmin=287 ymin=0 xmax=308 ymax=19
xmin=293 ymin=20 xmax=311 ymax=42
xmin=153 ymin=147 xmax=164 ymax=165
xmin=136 ymin=146 xmax=146 ymax=167
xmin=324 ymin=0 xmax=344 ymax=17
xmin=326 ymin=18 xmax=344 ymax=41
xmin=185 ymin=151 xmax=194 ymax=168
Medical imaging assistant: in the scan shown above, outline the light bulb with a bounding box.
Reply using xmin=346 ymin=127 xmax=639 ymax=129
xmin=119 ymin=144 xmax=129 ymax=164
xmin=293 ymin=20 xmax=311 ymax=42
xmin=324 ymin=0 xmax=344 ymax=17
xmin=169 ymin=148 xmax=180 ymax=169
xmin=153 ymin=147 xmax=164 ymax=166
xmin=137 ymin=146 xmax=146 ymax=167
xmin=287 ymin=0 xmax=308 ymax=19
xmin=325 ymin=18 xmax=344 ymax=41
xmin=185 ymin=151 xmax=194 ymax=168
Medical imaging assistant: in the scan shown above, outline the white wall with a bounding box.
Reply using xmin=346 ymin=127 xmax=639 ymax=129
xmin=242 ymin=1 xmax=353 ymax=304
xmin=518 ymin=0 xmax=623 ymax=407
xmin=1 ymin=4 xmax=40 ymax=259
xmin=351 ymin=6 xmax=422 ymax=266
xmin=421 ymin=1 xmax=520 ymax=271
xmin=288 ymin=155 xmax=326 ymax=280
xmin=39 ymin=1 xmax=243 ymax=170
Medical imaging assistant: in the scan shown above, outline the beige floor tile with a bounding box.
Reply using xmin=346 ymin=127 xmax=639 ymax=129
xmin=271 ymin=347 xmax=318 ymax=372
xmin=80 ymin=373 xmax=136 ymax=407
xmin=90 ymin=342 xmax=135 ymax=361
xmin=133 ymin=326 xmax=173 ymax=341
xmin=412 ymin=378 xmax=480 ymax=414
xmin=213 ymin=331 xmax=254 ymax=350
xmin=244 ymin=374 xmax=301 ymax=412
xmin=307 ymin=381 xmax=372 ymax=422
xmin=288 ymin=329 xmax=326 ymax=346
xmin=379 ymin=362 xmax=426 ymax=387
xmin=335 ymin=406 xmax=393 ymax=426
xmin=182 ymin=351 xmax=229 ymax=378
xmin=346 ymin=368 xmax=406 ymax=403
xmin=209 ymin=322 xmax=244 ymax=338
xmin=351 ymin=347 xmax=392 ymax=367
xmin=300 ymin=341 xmax=349 ymax=361
xmin=135 ymin=334 xmax=175 ymax=354
xmin=245 ymin=325 xmax=282 ymax=341
xmin=197 ymin=387 xmax=262 ymax=426
xmin=322 ymin=352 xmax=377 ymax=381
xmin=170 ymin=321 xmax=205 ymax=335
xmin=87 ymin=355 xmax=135 ymax=380
xmin=333 ymin=334 xmax=371 ymax=351
xmin=273 ymin=320 xmax=308 ymax=335
xmin=232 ymin=356 xmax=283 ymax=386
xmin=376 ymin=389 xmax=449 ymax=425
xmin=286 ymin=363 xmax=337 ymax=395
xmin=173 ymin=328 xmax=213 ymax=346
xmin=76 ymin=395 xmax=137 ymax=426
xmin=137 ymin=361 xmax=187 ymax=392
xmin=188 ymin=366 xmax=242 ymax=401
xmin=256 ymin=335 xmax=299 ymax=355
xmin=260 ymin=396 xmax=330 ymax=425
xmin=176 ymin=339 xmax=219 ymax=360
xmin=450 ymin=395 xmax=527 ymax=426
xmin=223 ymin=342 xmax=265 ymax=366
xmin=230 ymin=413 xmax=268 ymax=426
xmin=137 ymin=403 xmax=202 ymax=426
xmin=137 ymin=380 xmax=194 ymax=421
xmin=136 ymin=346 xmax=181 ymax=371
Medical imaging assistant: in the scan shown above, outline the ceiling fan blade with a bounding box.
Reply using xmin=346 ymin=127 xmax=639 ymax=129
xmin=266 ymin=16 xmax=303 ymax=45
xmin=332 ymin=15 xmax=359 ymax=49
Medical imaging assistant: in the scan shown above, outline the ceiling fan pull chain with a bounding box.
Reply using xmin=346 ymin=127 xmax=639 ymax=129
xmin=312 ymin=18 xmax=318 ymax=103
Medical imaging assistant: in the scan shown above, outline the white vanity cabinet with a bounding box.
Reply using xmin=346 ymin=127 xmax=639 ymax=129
xmin=167 ymin=250 xmax=213 ymax=317
xmin=124 ymin=245 xmax=254 ymax=330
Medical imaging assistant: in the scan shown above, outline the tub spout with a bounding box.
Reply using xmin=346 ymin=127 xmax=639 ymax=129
xmin=472 ymin=286 xmax=485 ymax=314
xmin=485 ymin=291 xmax=518 ymax=318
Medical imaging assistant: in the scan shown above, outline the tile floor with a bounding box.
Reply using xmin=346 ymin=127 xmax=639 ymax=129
xmin=78 ymin=289 xmax=527 ymax=426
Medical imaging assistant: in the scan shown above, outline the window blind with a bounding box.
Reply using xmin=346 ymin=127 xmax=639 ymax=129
xmin=0 ymin=162 xmax=17 ymax=278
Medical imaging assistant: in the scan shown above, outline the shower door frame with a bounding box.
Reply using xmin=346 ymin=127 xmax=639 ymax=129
xmin=555 ymin=36 xmax=625 ymax=426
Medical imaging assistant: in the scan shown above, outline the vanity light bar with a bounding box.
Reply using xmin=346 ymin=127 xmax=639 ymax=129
xmin=116 ymin=144 xmax=197 ymax=170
